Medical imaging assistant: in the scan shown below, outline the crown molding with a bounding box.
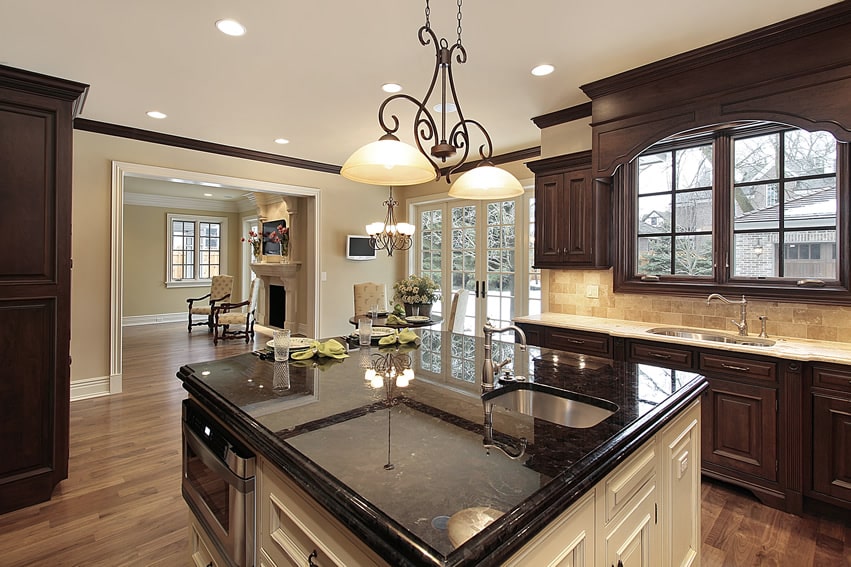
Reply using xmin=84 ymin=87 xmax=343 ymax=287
xmin=124 ymin=191 xmax=244 ymax=213
xmin=531 ymin=102 xmax=592 ymax=129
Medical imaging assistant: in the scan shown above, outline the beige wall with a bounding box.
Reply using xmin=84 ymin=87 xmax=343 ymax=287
xmin=122 ymin=204 xmax=243 ymax=317
xmin=71 ymin=130 xmax=403 ymax=384
xmin=540 ymin=118 xmax=850 ymax=342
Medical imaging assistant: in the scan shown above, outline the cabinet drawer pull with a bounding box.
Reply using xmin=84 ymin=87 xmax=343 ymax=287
xmin=721 ymin=362 xmax=750 ymax=372
xmin=566 ymin=338 xmax=585 ymax=344
xmin=308 ymin=550 xmax=318 ymax=566
xmin=649 ymin=352 xmax=672 ymax=360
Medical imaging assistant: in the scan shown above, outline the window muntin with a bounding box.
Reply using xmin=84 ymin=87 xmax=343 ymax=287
xmin=629 ymin=123 xmax=841 ymax=292
xmin=166 ymin=214 xmax=226 ymax=285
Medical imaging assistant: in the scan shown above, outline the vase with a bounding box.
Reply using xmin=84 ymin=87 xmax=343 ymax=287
xmin=404 ymin=303 xmax=432 ymax=317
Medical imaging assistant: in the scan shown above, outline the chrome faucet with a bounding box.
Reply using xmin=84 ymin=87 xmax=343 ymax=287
xmin=482 ymin=400 xmax=527 ymax=459
xmin=482 ymin=321 xmax=527 ymax=393
xmin=706 ymin=293 xmax=748 ymax=336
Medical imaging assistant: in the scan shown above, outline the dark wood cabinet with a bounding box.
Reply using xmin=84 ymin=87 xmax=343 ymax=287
xmin=807 ymin=363 xmax=851 ymax=509
xmin=701 ymin=378 xmax=778 ymax=482
xmin=517 ymin=322 xmax=612 ymax=358
xmin=526 ymin=151 xmax=610 ymax=269
xmin=0 ymin=65 xmax=87 ymax=514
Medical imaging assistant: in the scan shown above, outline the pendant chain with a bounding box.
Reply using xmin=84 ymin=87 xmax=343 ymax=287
xmin=423 ymin=0 xmax=464 ymax=46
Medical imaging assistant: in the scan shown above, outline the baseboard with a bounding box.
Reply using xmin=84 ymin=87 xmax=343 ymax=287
xmin=123 ymin=312 xmax=186 ymax=326
xmin=71 ymin=375 xmax=113 ymax=401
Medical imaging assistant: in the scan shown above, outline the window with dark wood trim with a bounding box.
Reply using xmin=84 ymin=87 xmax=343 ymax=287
xmin=616 ymin=122 xmax=849 ymax=304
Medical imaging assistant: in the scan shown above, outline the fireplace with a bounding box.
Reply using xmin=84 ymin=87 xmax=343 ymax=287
xmin=249 ymin=262 xmax=301 ymax=330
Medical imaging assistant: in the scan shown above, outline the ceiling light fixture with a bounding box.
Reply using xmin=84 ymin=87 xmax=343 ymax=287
xmin=365 ymin=187 xmax=415 ymax=256
xmin=274 ymin=138 xmax=290 ymax=145
xmin=216 ymin=18 xmax=246 ymax=37
xmin=146 ymin=110 xmax=167 ymax=119
xmin=382 ymin=83 xmax=403 ymax=93
xmin=341 ymin=0 xmax=523 ymax=200
xmin=531 ymin=64 xmax=555 ymax=76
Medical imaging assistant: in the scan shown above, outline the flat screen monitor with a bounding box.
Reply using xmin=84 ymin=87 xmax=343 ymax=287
xmin=347 ymin=235 xmax=376 ymax=260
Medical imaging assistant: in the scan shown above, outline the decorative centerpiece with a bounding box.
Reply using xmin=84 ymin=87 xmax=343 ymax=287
xmin=262 ymin=221 xmax=291 ymax=263
xmin=242 ymin=230 xmax=262 ymax=263
xmin=393 ymin=274 xmax=439 ymax=317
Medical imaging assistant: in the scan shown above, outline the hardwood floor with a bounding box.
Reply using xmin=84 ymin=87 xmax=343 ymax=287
xmin=0 ymin=322 xmax=848 ymax=566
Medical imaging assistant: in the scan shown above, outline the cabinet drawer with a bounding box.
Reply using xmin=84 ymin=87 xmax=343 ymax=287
xmin=546 ymin=328 xmax=611 ymax=357
xmin=811 ymin=364 xmax=851 ymax=394
xmin=628 ymin=341 xmax=694 ymax=370
xmin=699 ymin=352 xmax=776 ymax=383
xmin=601 ymin=441 xmax=656 ymax=525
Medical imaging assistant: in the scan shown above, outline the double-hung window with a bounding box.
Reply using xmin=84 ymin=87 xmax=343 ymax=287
xmin=620 ymin=122 xmax=846 ymax=301
xmin=166 ymin=213 xmax=227 ymax=287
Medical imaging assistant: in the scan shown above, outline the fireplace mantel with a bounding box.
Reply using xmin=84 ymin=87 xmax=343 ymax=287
xmin=250 ymin=261 xmax=302 ymax=330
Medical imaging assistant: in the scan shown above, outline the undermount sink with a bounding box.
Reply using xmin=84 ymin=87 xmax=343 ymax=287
xmin=483 ymin=383 xmax=618 ymax=428
xmin=646 ymin=327 xmax=775 ymax=347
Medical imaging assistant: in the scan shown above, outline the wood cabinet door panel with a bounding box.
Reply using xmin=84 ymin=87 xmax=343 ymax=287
xmin=702 ymin=378 xmax=778 ymax=481
xmin=812 ymin=393 xmax=851 ymax=502
xmin=564 ymin=169 xmax=593 ymax=264
xmin=535 ymin=174 xmax=563 ymax=264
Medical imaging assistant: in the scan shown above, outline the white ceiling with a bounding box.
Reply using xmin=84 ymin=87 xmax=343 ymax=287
xmin=0 ymin=0 xmax=838 ymax=169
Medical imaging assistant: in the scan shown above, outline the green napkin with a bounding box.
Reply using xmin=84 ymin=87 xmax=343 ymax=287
xmin=386 ymin=313 xmax=407 ymax=325
xmin=376 ymin=328 xmax=421 ymax=347
xmin=289 ymin=338 xmax=349 ymax=360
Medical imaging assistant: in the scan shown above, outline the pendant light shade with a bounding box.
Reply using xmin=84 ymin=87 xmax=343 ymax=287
xmin=341 ymin=135 xmax=437 ymax=186
xmin=448 ymin=164 xmax=524 ymax=200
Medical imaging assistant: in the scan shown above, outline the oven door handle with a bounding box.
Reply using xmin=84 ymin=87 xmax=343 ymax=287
xmin=183 ymin=422 xmax=255 ymax=493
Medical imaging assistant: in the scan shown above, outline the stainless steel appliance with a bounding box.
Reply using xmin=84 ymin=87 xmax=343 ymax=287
xmin=182 ymin=398 xmax=255 ymax=567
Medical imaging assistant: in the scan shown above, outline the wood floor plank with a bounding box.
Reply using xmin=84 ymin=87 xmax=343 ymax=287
xmin=0 ymin=322 xmax=849 ymax=566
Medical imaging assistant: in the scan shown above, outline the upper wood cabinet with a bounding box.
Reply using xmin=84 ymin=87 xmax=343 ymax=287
xmin=0 ymin=65 xmax=88 ymax=514
xmin=527 ymin=151 xmax=611 ymax=269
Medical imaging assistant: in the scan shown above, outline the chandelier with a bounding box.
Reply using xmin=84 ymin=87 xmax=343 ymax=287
xmin=366 ymin=186 xmax=415 ymax=256
xmin=341 ymin=0 xmax=523 ymax=200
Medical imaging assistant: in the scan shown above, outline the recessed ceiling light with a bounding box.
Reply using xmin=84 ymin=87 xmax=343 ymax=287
xmin=169 ymin=178 xmax=189 ymax=184
xmin=382 ymin=83 xmax=403 ymax=93
xmin=434 ymin=103 xmax=457 ymax=113
xmin=531 ymin=64 xmax=555 ymax=77
xmin=216 ymin=19 xmax=246 ymax=36
xmin=146 ymin=110 xmax=167 ymax=119
xmin=203 ymin=193 xmax=213 ymax=197
xmin=274 ymin=138 xmax=290 ymax=145
xmin=200 ymin=182 xmax=222 ymax=187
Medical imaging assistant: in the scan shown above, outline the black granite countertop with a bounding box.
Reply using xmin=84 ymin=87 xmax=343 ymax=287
xmin=178 ymin=329 xmax=706 ymax=567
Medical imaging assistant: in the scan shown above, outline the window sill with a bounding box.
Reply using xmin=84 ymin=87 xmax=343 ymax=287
xmin=614 ymin=278 xmax=851 ymax=305
xmin=165 ymin=280 xmax=212 ymax=289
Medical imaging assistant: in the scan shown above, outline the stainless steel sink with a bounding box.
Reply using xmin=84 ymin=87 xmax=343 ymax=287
xmin=646 ymin=327 xmax=775 ymax=347
xmin=483 ymin=383 xmax=618 ymax=428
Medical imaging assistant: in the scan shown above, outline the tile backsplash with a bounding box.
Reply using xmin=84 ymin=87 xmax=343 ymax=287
xmin=548 ymin=269 xmax=851 ymax=343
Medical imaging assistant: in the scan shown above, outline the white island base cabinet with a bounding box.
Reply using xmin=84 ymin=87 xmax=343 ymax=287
xmin=505 ymin=399 xmax=701 ymax=567
xmin=253 ymin=399 xmax=701 ymax=567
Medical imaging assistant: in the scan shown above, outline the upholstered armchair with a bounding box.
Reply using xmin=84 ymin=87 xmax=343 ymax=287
xmin=353 ymin=282 xmax=387 ymax=316
xmin=186 ymin=274 xmax=234 ymax=332
xmin=212 ymin=278 xmax=260 ymax=345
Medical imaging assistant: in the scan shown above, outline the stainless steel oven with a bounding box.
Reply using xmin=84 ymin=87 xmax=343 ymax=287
xmin=182 ymin=398 xmax=255 ymax=567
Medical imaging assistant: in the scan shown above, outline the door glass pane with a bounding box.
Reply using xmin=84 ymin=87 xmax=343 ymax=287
xmin=528 ymin=197 xmax=541 ymax=316
xmin=419 ymin=208 xmax=443 ymax=316
xmin=485 ymin=201 xmax=516 ymax=330
xmin=451 ymin=204 xmax=477 ymax=333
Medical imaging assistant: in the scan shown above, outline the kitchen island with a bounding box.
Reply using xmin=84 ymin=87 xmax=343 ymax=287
xmin=178 ymin=329 xmax=706 ymax=567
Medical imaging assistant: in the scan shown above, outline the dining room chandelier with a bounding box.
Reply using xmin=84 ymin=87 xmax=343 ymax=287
xmin=366 ymin=186 xmax=415 ymax=256
xmin=341 ymin=0 xmax=523 ymax=200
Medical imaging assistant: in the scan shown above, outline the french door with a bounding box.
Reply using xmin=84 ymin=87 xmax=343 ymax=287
xmin=415 ymin=192 xmax=536 ymax=337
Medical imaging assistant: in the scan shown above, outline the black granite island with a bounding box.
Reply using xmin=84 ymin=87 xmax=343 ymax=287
xmin=178 ymin=329 xmax=707 ymax=567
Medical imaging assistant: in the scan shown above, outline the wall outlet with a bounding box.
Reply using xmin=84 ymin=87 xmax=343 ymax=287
xmin=585 ymin=284 xmax=599 ymax=299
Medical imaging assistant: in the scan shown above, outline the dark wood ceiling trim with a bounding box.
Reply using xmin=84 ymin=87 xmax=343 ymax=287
xmin=73 ymin=118 xmax=342 ymax=175
xmin=525 ymin=150 xmax=592 ymax=174
xmin=0 ymin=64 xmax=89 ymax=116
xmin=439 ymin=146 xmax=541 ymax=177
xmin=581 ymin=2 xmax=851 ymax=98
xmin=531 ymin=102 xmax=592 ymax=129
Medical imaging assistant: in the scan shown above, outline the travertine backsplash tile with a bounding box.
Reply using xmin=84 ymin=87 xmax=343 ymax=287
xmin=548 ymin=269 xmax=851 ymax=343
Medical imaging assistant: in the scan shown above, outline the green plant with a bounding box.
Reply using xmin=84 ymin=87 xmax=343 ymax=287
xmin=393 ymin=274 xmax=440 ymax=304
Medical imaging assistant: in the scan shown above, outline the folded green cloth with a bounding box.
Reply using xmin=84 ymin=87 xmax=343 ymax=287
xmin=290 ymin=338 xmax=349 ymax=360
xmin=386 ymin=313 xmax=407 ymax=325
xmin=377 ymin=328 xmax=421 ymax=347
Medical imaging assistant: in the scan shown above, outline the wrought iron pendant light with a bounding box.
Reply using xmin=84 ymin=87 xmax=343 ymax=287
xmin=365 ymin=186 xmax=415 ymax=256
xmin=341 ymin=0 xmax=523 ymax=199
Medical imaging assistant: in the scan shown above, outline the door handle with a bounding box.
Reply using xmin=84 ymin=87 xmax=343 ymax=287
xmin=475 ymin=280 xmax=480 ymax=298
xmin=482 ymin=280 xmax=487 ymax=298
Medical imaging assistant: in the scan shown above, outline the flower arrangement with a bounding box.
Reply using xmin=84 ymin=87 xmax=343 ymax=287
xmin=393 ymin=274 xmax=440 ymax=305
xmin=266 ymin=224 xmax=290 ymax=256
xmin=242 ymin=230 xmax=262 ymax=258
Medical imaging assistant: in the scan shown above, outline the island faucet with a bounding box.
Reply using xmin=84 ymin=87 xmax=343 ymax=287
xmin=482 ymin=321 xmax=527 ymax=393
xmin=706 ymin=293 xmax=748 ymax=336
